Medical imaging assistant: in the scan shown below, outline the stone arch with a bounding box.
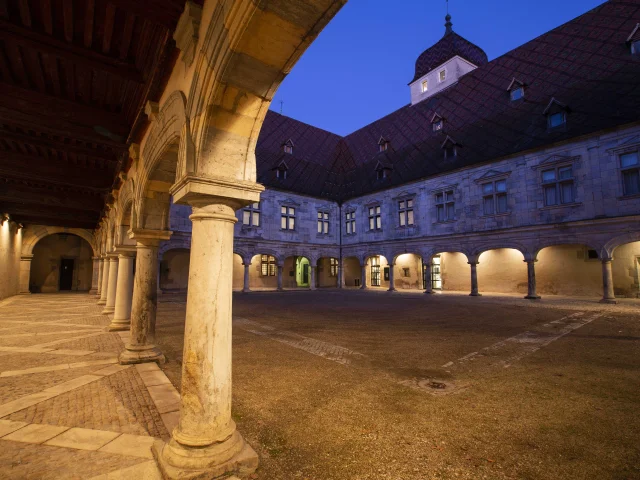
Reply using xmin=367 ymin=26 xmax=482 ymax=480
xmin=390 ymin=250 xmax=424 ymax=264
xmin=604 ymin=232 xmax=640 ymax=259
xmin=533 ymin=238 xmax=602 ymax=260
xmin=472 ymin=242 xmax=528 ymax=261
xmin=249 ymin=248 xmax=282 ymax=266
xmin=183 ymin=1 xmax=346 ymax=189
xmin=424 ymin=247 xmax=471 ymax=262
xmin=361 ymin=251 xmax=390 ymax=266
xmin=159 ymin=237 xmax=192 ymax=258
xmin=22 ymin=226 xmax=96 ymax=256
xmin=134 ymin=91 xmax=189 ymax=231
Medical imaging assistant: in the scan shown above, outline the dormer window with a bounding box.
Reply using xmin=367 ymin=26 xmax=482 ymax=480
xmin=543 ymin=98 xmax=569 ymax=130
xmin=627 ymin=23 xmax=640 ymax=55
xmin=274 ymin=161 xmax=288 ymax=180
xmin=375 ymin=161 xmax=392 ymax=181
xmin=438 ymin=69 xmax=446 ymax=82
xmin=282 ymin=139 xmax=294 ymax=155
xmin=421 ymin=80 xmax=428 ymax=93
xmin=378 ymin=136 xmax=390 ymax=153
xmin=507 ymin=78 xmax=525 ymax=101
xmin=431 ymin=113 xmax=444 ymax=132
xmin=441 ymin=136 xmax=458 ymax=159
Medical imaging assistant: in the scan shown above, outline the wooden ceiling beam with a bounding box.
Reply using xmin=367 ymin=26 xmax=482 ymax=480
xmin=0 ymin=20 xmax=144 ymax=83
xmin=0 ymin=82 xmax=129 ymax=138
xmin=6 ymin=213 xmax=97 ymax=229
xmin=0 ymin=202 xmax=99 ymax=224
xmin=0 ymin=129 xmax=119 ymax=161
xmin=0 ymin=189 xmax=103 ymax=212
xmin=102 ymin=0 xmax=178 ymax=29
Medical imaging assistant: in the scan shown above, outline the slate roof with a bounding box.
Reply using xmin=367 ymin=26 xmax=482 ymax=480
xmin=255 ymin=0 xmax=640 ymax=203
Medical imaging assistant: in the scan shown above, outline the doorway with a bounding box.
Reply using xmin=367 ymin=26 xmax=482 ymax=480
xmin=59 ymin=259 xmax=74 ymax=291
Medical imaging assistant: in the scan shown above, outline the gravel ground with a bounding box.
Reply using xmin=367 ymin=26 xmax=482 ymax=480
xmin=155 ymin=291 xmax=640 ymax=480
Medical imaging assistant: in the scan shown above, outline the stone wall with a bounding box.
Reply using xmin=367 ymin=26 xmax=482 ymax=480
xmin=0 ymin=221 xmax=21 ymax=300
xmin=30 ymin=234 xmax=93 ymax=293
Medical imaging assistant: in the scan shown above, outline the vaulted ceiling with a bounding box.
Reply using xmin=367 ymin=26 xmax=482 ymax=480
xmin=0 ymin=0 xmax=193 ymax=229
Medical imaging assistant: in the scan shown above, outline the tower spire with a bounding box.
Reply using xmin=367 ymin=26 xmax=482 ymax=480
xmin=445 ymin=0 xmax=453 ymax=34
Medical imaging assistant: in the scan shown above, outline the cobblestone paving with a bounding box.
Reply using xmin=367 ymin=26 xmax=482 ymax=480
xmin=0 ymin=293 xmax=172 ymax=478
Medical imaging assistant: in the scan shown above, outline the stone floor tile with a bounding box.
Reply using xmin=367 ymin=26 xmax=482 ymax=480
xmin=0 ymin=363 xmax=70 ymax=378
xmin=99 ymin=433 xmax=156 ymax=458
xmin=92 ymin=364 xmax=132 ymax=376
xmin=87 ymin=460 xmax=163 ymax=480
xmin=45 ymin=427 xmax=121 ymax=451
xmin=4 ymin=423 xmax=69 ymax=443
xmin=43 ymin=374 xmax=102 ymax=394
xmin=49 ymin=349 xmax=95 ymax=356
xmin=0 ymin=390 xmax=58 ymax=417
xmin=138 ymin=370 xmax=171 ymax=387
xmin=0 ymin=419 xmax=28 ymax=437
xmin=134 ymin=363 xmax=160 ymax=373
xmin=160 ymin=411 xmax=179 ymax=436
xmin=146 ymin=385 xmax=180 ymax=414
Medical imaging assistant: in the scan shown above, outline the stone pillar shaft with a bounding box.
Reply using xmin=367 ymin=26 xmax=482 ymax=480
xmin=600 ymin=259 xmax=617 ymax=304
xmin=119 ymin=237 xmax=165 ymax=365
xmin=89 ymin=256 xmax=100 ymax=295
xmin=95 ymin=258 xmax=104 ymax=297
xmin=525 ymin=260 xmax=541 ymax=300
xmin=98 ymin=256 xmax=110 ymax=305
xmin=469 ymin=262 xmax=481 ymax=297
xmin=102 ymin=257 xmax=119 ymax=314
xmin=310 ymin=266 xmax=317 ymax=290
xmin=360 ymin=264 xmax=368 ymax=289
xmin=388 ymin=263 xmax=396 ymax=292
xmin=109 ymin=253 xmax=135 ymax=331
xmin=424 ymin=262 xmax=433 ymax=294
xmin=277 ymin=266 xmax=283 ymax=291
xmin=242 ymin=263 xmax=251 ymax=293
xmin=19 ymin=255 xmax=33 ymax=294
xmin=337 ymin=262 xmax=344 ymax=289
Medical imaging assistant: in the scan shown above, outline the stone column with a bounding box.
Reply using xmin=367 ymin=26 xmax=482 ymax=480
xmin=600 ymin=257 xmax=617 ymax=304
xmin=337 ymin=262 xmax=343 ymax=289
xmin=119 ymin=229 xmax=171 ymax=365
xmin=360 ymin=263 xmax=368 ymax=289
xmin=242 ymin=262 xmax=251 ymax=293
xmin=95 ymin=257 xmax=104 ymax=298
xmin=524 ymin=260 xmax=541 ymax=300
xmin=97 ymin=255 xmax=110 ymax=305
xmin=469 ymin=261 xmax=481 ymax=296
xmin=19 ymin=254 xmax=33 ymax=294
xmin=101 ymin=255 xmax=119 ymax=314
xmin=424 ymin=261 xmax=433 ymax=294
xmin=108 ymin=249 xmax=136 ymax=331
xmin=388 ymin=263 xmax=396 ymax=292
xmin=152 ymin=201 xmax=258 ymax=479
xmin=310 ymin=265 xmax=317 ymax=290
xmin=89 ymin=256 xmax=100 ymax=295
xmin=277 ymin=265 xmax=283 ymax=291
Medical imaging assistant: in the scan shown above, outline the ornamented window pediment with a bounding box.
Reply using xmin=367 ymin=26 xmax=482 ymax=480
xmin=607 ymin=135 xmax=640 ymax=154
xmin=532 ymin=154 xmax=580 ymax=170
xmin=280 ymin=197 xmax=300 ymax=207
xmin=473 ymin=169 xmax=512 ymax=183
xmin=364 ymin=199 xmax=382 ymax=207
xmin=392 ymin=190 xmax=416 ymax=200
xmin=429 ymin=183 xmax=458 ymax=194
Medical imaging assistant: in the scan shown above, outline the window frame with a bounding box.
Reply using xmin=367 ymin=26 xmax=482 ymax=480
xmin=510 ymin=86 xmax=524 ymax=101
xmin=548 ymin=111 xmax=566 ymax=129
xmin=276 ymin=168 xmax=288 ymax=180
xmin=241 ymin=201 xmax=261 ymax=227
xmin=541 ymin=164 xmax=575 ymax=206
xmin=434 ymin=189 xmax=455 ymax=223
xmin=421 ymin=80 xmax=428 ymax=93
xmin=481 ymin=179 xmax=508 ymax=216
xmin=329 ymin=258 xmax=339 ymax=277
xmin=345 ymin=210 xmax=356 ymax=235
xmin=317 ymin=210 xmax=330 ymax=235
xmin=368 ymin=205 xmax=382 ymax=231
xmin=620 ymin=151 xmax=640 ymax=197
xmin=280 ymin=205 xmax=296 ymax=231
xmin=438 ymin=69 xmax=446 ymax=83
xmin=261 ymin=255 xmax=276 ymax=276
xmin=397 ymin=198 xmax=415 ymax=227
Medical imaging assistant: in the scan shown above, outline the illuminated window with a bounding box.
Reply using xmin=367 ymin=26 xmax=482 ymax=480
xmin=281 ymin=206 xmax=295 ymax=230
xmin=329 ymin=258 xmax=339 ymax=277
xmin=345 ymin=211 xmax=356 ymax=235
xmin=317 ymin=211 xmax=329 ymax=234
xmin=398 ymin=199 xmax=414 ymax=227
xmin=242 ymin=202 xmax=260 ymax=227
xmin=261 ymin=255 xmax=276 ymax=276
xmin=421 ymin=80 xmax=428 ymax=93
xmin=438 ymin=69 xmax=446 ymax=82
xmin=368 ymin=205 xmax=382 ymax=231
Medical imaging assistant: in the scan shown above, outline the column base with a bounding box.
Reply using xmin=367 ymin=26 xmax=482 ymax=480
xmin=97 ymin=299 xmax=107 ymax=305
xmin=119 ymin=345 xmax=166 ymax=365
xmin=599 ymin=298 xmax=618 ymax=304
xmin=242 ymin=289 xmax=250 ymax=294
xmin=101 ymin=306 xmax=115 ymax=315
xmin=107 ymin=319 xmax=131 ymax=332
xmin=524 ymin=295 xmax=541 ymax=300
xmin=89 ymin=289 xmax=98 ymax=295
xmin=469 ymin=293 xmax=482 ymax=297
xmin=387 ymin=288 xmax=396 ymax=293
xmin=424 ymin=290 xmax=433 ymax=294
xmin=152 ymin=432 xmax=258 ymax=480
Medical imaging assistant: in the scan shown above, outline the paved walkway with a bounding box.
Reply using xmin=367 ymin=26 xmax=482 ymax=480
xmin=0 ymin=293 xmax=182 ymax=479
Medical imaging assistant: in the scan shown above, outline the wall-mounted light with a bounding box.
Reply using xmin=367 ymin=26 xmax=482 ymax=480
xmin=1 ymin=213 xmax=9 ymax=225
xmin=17 ymin=223 xmax=23 ymax=230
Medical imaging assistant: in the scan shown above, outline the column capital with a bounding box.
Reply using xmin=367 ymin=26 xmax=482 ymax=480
xmin=170 ymin=175 xmax=264 ymax=210
xmin=115 ymin=245 xmax=137 ymax=257
xmin=129 ymin=228 xmax=173 ymax=246
xmin=92 ymin=256 xmax=101 ymax=261
xmin=601 ymin=256 xmax=614 ymax=263
xmin=467 ymin=261 xmax=479 ymax=266
xmin=21 ymin=254 xmax=34 ymax=261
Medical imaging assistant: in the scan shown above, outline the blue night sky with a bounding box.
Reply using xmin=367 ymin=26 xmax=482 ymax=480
xmin=270 ymin=0 xmax=604 ymax=136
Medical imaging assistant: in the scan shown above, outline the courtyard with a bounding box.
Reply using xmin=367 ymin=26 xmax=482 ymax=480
xmin=0 ymin=291 xmax=638 ymax=479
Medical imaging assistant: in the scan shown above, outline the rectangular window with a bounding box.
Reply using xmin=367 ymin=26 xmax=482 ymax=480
xmin=621 ymin=152 xmax=640 ymax=196
xmin=242 ymin=202 xmax=260 ymax=227
xmin=368 ymin=205 xmax=382 ymax=231
xmin=261 ymin=255 xmax=276 ymax=276
xmin=482 ymin=179 xmax=508 ymax=215
xmin=439 ymin=69 xmax=446 ymax=82
xmin=541 ymin=165 xmax=574 ymax=206
xmin=548 ymin=112 xmax=566 ymax=128
xmin=510 ymin=87 xmax=524 ymax=101
xmin=398 ymin=199 xmax=414 ymax=227
xmin=317 ymin=211 xmax=329 ymax=234
xmin=435 ymin=190 xmax=455 ymax=222
xmin=370 ymin=256 xmax=381 ymax=287
xmin=421 ymin=80 xmax=428 ymax=93
xmin=345 ymin=211 xmax=356 ymax=235
xmin=281 ymin=206 xmax=295 ymax=230
xmin=329 ymin=258 xmax=338 ymax=277
xmin=433 ymin=120 xmax=443 ymax=132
